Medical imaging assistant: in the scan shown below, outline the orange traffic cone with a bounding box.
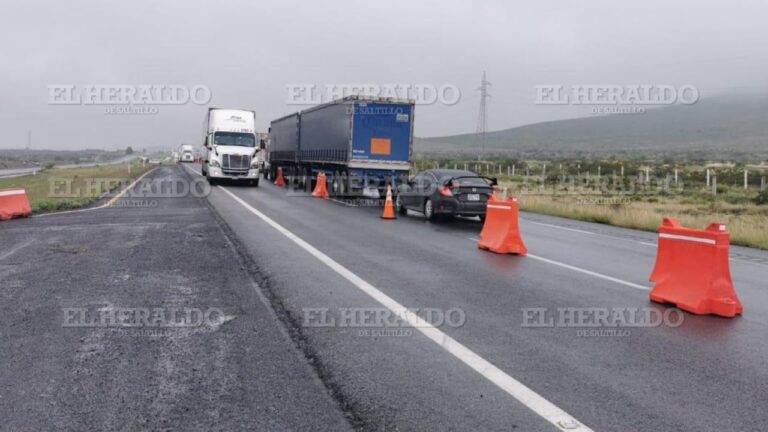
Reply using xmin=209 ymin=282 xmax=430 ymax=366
xmin=381 ymin=185 xmax=396 ymax=219
xmin=274 ymin=167 xmax=286 ymax=187
xmin=312 ymin=172 xmax=329 ymax=199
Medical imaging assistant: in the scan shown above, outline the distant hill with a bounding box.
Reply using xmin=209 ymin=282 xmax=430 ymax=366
xmin=417 ymin=95 xmax=768 ymax=160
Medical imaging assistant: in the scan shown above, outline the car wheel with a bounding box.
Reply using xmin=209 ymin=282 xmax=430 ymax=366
xmin=396 ymin=194 xmax=407 ymax=215
xmin=424 ymin=198 xmax=436 ymax=221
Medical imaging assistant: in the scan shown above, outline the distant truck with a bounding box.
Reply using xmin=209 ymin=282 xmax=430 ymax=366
xmin=201 ymin=108 xmax=263 ymax=186
xmin=269 ymin=96 xmax=414 ymax=196
xmin=179 ymin=144 xmax=195 ymax=163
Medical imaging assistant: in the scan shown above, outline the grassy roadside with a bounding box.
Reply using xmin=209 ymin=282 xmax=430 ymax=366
xmin=0 ymin=162 xmax=155 ymax=213
xmin=412 ymin=158 xmax=768 ymax=250
xmin=513 ymin=193 xmax=768 ymax=251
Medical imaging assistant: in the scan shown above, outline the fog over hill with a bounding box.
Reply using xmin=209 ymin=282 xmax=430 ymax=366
xmin=417 ymin=94 xmax=768 ymax=160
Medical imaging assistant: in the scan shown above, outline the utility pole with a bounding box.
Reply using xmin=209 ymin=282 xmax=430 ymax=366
xmin=744 ymin=169 xmax=748 ymax=190
xmin=475 ymin=71 xmax=491 ymax=161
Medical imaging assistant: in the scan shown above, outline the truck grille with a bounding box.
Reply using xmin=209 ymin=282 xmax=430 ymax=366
xmin=222 ymin=154 xmax=250 ymax=175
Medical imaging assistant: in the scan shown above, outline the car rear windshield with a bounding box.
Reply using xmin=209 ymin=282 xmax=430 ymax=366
xmin=448 ymin=176 xmax=490 ymax=187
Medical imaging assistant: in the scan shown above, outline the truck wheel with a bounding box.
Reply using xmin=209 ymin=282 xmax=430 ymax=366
xmin=332 ymin=173 xmax=340 ymax=196
xmin=396 ymin=195 xmax=407 ymax=215
xmin=207 ymin=175 xmax=217 ymax=186
xmin=424 ymin=198 xmax=436 ymax=221
xmin=253 ymin=178 xmax=260 ymax=187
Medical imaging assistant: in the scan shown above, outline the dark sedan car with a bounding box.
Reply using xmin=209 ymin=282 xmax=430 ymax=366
xmin=395 ymin=169 xmax=496 ymax=221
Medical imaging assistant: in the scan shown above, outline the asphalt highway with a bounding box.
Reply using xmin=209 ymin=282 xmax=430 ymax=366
xmin=181 ymin=163 xmax=768 ymax=431
xmin=0 ymin=166 xmax=352 ymax=431
xmin=3 ymin=163 xmax=766 ymax=431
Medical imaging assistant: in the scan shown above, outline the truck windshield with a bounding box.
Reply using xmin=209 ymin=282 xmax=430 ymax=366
xmin=214 ymin=132 xmax=255 ymax=147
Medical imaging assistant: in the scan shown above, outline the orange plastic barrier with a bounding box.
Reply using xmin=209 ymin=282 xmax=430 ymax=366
xmin=0 ymin=188 xmax=32 ymax=221
xmin=381 ymin=185 xmax=396 ymax=219
xmin=477 ymin=195 xmax=527 ymax=255
xmin=649 ymin=217 xmax=742 ymax=318
xmin=274 ymin=167 xmax=286 ymax=187
xmin=490 ymin=187 xmax=501 ymax=200
xmin=312 ymin=172 xmax=329 ymax=199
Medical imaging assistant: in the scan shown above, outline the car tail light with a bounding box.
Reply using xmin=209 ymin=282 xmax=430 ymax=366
xmin=439 ymin=186 xmax=453 ymax=197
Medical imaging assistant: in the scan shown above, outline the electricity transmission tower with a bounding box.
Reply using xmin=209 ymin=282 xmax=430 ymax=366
xmin=475 ymin=71 xmax=491 ymax=160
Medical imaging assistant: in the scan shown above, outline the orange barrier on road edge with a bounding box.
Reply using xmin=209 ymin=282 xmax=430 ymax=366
xmin=312 ymin=172 xmax=329 ymax=199
xmin=0 ymin=188 xmax=32 ymax=221
xmin=274 ymin=167 xmax=286 ymax=187
xmin=477 ymin=195 xmax=527 ymax=255
xmin=649 ymin=217 xmax=742 ymax=318
xmin=381 ymin=185 xmax=396 ymax=219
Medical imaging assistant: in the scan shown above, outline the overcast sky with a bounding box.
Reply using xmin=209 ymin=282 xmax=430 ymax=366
xmin=1 ymin=0 xmax=767 ymax=150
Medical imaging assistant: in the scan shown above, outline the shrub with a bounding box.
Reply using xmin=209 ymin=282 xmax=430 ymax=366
xmin=754 ymin=190 xmax=768 ymax=205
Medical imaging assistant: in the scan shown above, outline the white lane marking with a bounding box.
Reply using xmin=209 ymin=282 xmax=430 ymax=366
xmin=182 ymin=164 xmax=203 ymax=176
xmin=469 ymin=237 xmax=650 ymax=291
xmin=34 ymin=168 xmax=157 ymax=217
xmin=526 ymin=220 xmax=595 ymax=235
xmin=330 ymin=198 xmax=358 ymax=207
xmin=522 ymin=217 xmax=768 ymax=267
xmin=0 ymin=239 xmax=33 ymax=261
xmin=218 ymin=186 xmax=592 ymax=432
xmin=527 ymin=254 xmax=650 ymax=291
xmin=0 ymin=189 xmax=26 ymax=197
xmin=658 ymin=233 xmax=716 ymax=245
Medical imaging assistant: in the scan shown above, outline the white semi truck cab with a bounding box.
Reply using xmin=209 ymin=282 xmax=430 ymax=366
xmin=202 ymin=108 xmax=262 ymax=186
xmin=179 ymin=144 xmax=195 ymax=163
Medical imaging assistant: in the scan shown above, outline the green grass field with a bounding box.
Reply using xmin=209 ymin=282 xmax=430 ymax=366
xmin=0 ymin=162 xmax=154 ymax=213
xmin=413 ymin=158 xmax=768 ymax=250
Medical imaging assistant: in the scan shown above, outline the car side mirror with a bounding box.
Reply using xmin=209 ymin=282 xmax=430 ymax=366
xmin=490 ymin=177 xmax=498 ymax=186
xmin=259 ymin=140 xmax=266 ymax=150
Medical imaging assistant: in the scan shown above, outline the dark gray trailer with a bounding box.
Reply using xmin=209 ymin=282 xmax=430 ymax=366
xmin=268 ymin=96 xmax=415 ymax=196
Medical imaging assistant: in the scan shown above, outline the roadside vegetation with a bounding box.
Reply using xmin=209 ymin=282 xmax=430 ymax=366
xmin=0 ymin=148 xmax=133 ymax=170
xmin=412 ymin=158 xmax=768 ymax=250
xmin=0 ymin=162 xmax=154 ymax=213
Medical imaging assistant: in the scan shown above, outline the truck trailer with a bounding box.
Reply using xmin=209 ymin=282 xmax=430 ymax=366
xmin=269 ymin=96 xmax=414 ymax=196
xmin=201 ymin=108 xmax=262 ymax=186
